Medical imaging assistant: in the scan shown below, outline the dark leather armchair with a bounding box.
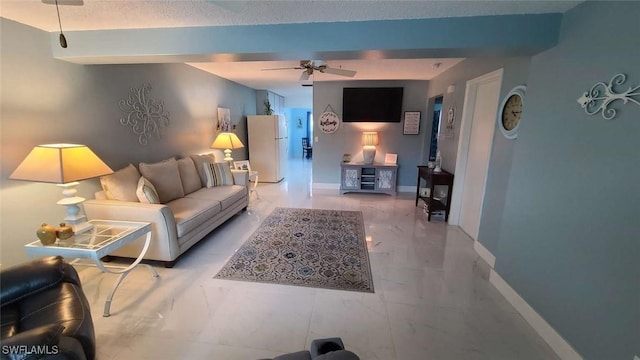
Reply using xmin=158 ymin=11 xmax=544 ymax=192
xmin=1 ymin=256 xmax=95 ymax=360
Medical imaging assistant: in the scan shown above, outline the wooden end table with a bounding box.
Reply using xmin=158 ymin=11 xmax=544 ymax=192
xmin=24 ymin=219 xmax=158 ymax=317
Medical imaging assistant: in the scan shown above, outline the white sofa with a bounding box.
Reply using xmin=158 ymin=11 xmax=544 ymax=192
xmin=84 ymin=153 xmax=248 ymax=268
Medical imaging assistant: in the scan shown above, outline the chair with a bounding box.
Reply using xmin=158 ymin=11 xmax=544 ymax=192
xmin=1 ymin=256 xmax=96 ymax=360
xmin=262 ymin=337 xmax=359 ymax=360
xmin=302 ymin=137 xmax=313 ymax=159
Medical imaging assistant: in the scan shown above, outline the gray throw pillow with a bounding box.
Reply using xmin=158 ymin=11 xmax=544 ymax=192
xmin=139 ymin=158 xmax=185 ymax=203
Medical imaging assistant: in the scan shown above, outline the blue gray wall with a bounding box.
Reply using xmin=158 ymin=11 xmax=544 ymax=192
xmin=0 ymin=18 xmax=256 ymax=267
xmin=312 ymin=80 xmax=428 ymax=187
xmin=492 ymin=2 xmax=639 ymax=359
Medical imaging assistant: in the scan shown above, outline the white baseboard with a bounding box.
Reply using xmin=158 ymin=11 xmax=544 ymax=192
xmin=489 ymin=270 xmax=582 ymax=360
xmin=312 ymin=183 xmax=415 ymax=194
xmin=473 ymin=240 xmax=496 ymax=268
xmin=312 ymin=183 xmax=340 ymax=190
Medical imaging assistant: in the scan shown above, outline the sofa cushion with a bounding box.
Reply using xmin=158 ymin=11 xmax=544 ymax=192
xmin=165 ymin=197 xmax=222 ymax=237
xmin=177 ymin=157 xmax=202 ymax=195
xmin=186 ymin=185 xmax=246 ymax=209
xmin=136 ymin=176 xmax=160 ymax=204
xmin=99 ymin=164 xmax=140 ymax=202
xmin=203 ymin=162 xmax=234 ymax=187
xmin=139 ymin=158 xmax=185 ymax=204
xmin=190 ymin=153 xmax=217 ymax=187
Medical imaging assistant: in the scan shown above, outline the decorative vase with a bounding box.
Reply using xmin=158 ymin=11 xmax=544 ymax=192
xmin=36 ymin=223 xmax=57 ymax=245
xmin=56 ymin=222 xmax=74 ymax=240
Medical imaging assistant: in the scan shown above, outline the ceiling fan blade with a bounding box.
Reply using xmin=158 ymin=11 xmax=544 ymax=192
xmin=299 ymin=71 xmax=311 ymax=82
xmin=41 ymin=0 xmax=83 ymax=5
xmin=262 ymin=67 xmax=304 ymax=71
xmin=322 ymin=67 xmax=357 ymax=77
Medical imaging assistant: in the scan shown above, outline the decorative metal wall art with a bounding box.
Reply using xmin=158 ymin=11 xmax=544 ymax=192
xmin=119 ymin=83 xmax=170 ymax=145
xmin=577 ymin=73 xmax=640 ymax=120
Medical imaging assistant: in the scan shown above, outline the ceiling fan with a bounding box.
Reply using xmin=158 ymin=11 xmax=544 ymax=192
xmin=262 ymin=60 xmax=357 ymax=81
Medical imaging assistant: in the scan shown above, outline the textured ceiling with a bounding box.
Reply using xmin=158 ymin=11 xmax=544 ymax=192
xmin=0 ymin=0 xmax=580 ymax=32
xmin=0 ymin=0 xmax=581 ymax=107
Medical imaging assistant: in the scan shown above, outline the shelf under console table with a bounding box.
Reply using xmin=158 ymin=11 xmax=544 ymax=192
xmin=340 ymin=162 xmax=397 ymax=195
xmin=415 ymin=166 xmax=454 ymax=221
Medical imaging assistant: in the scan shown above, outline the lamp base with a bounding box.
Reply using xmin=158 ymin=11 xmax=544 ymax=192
xmin=223 ymin=149 xmax=234 ymax=162
xmin=56 ymin=182 xmax=92 ymax=234
xmin=362 ymin=146 xmax=376 ymax=165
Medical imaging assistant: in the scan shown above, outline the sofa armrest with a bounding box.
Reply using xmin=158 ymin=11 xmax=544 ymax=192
xmin=231 ymin=169 xmax=249 ymax=187
xmin=83 ymin=200 xmax=180 ymax=261
xmin=0 ymin=256 xmax=79 ymax=306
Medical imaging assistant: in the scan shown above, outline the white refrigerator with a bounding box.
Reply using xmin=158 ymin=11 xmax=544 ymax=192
xmin=247 ymin=115 xmax=288 ymax=182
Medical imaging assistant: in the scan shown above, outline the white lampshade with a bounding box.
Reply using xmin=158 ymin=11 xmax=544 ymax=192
xmin=211 ymin=132 xmax=245 ymax=162
xmin=361 ymin=132 xmax=379 ymax=146
xmin=211 ymin=132 xmax=244 ymax=150
xmin=10 ymin=144 xmax=113 ymax=183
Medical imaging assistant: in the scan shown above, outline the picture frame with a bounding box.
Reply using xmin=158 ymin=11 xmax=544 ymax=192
xmin=217 ymin=107 xmax=231 ymax=132
xmin=233 ymin=160 xmax=251 ymax=171
xmin=384 ymin=153 xmax=398 ymax=164
xmin=403 ymin=111 xmax=421 ymax=135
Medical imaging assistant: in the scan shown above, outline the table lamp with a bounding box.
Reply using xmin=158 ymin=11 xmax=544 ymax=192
xmin=211 ymin=132 xmax=244 ymax=162
xmin=362 ymin=132 xmax=379 ymax=164
xmin=10 ymin=144 xmax=113 ymax=234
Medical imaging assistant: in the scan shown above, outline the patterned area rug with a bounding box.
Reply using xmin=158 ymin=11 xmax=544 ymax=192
xmin=214 ymin=207 xmax=374 ymax=293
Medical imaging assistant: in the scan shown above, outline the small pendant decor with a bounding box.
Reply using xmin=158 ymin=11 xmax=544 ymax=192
xmin=319 ymin=104 xmax=340 ymax=133
xmin=577 ymin=73 xmax=640 ymax=120
xmin=119 ymin=83 xmax=170 ymax=145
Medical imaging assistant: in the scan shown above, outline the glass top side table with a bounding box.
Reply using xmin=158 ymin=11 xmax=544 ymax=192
xmin=25 ymin=219 xmax=158 ymax=317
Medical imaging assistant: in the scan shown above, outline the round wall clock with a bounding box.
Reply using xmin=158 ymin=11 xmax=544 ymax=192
xmin=447 ymin=107 xmax=455 ymax=125
xmin=498 ymin=85 xmax=526 ymax=139
xmin=319 ymin=111 xmax=340 ymax=133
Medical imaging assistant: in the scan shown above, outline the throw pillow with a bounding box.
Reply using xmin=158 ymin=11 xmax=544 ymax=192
xmin=99 ymin=164 xmax=140 ymax=202
xmin=203 ymin=162 xmax=234 ymax=188
xmin=139 ymin=158 xmax=185 ymax=203
xmin=136 ymin=176 xmax=160 ymax=204
xmin=190 ymin=153 xmax=217 ymax=187
xmin=177 ymin=157 xmax=202 ymax=194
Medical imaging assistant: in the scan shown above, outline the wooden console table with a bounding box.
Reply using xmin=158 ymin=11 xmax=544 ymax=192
xmin=415 ymin=166 xmax=454 ymax=221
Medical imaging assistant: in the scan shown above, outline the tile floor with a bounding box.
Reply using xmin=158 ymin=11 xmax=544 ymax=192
xmin=79 ymin=158 xmax=558 ymax=360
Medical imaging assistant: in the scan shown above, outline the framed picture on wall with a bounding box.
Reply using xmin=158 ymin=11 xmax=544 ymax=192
xmin=403 ymin=111 xmax=421 ymax=135
xmin=217 ymin=107 xmax=231 ymax=131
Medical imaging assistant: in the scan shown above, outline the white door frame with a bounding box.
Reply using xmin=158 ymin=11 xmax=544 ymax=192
xmin=448 ymin=68 xmax=503 ymax=226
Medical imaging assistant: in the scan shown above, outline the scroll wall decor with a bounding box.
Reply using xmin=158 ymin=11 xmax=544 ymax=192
xmin=577 ymin=73 xmax=640 ymax=120
xmin=119 ymin=83 xmax=170 ymax=145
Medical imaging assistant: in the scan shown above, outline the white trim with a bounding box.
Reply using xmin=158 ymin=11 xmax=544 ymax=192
xmin=312 ymin=183 xmax=415 ymax=194
xmin=449 ymin=69 xmax=503 ymax=226
xmin=473 ymin=240 xmax=496 ymax=268
xmin=489 ymin=270 xmax=583 ymax=360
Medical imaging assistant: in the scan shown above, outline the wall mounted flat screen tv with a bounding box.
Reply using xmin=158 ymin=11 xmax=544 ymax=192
xmin=342 ymin=87 xmax=404 ymax=122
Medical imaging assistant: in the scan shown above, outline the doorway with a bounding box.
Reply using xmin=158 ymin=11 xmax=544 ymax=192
xmin=428 ymin=96 xmax=443 ymax=161
xmin=449 ymin=69 xmax=503 ymax=241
